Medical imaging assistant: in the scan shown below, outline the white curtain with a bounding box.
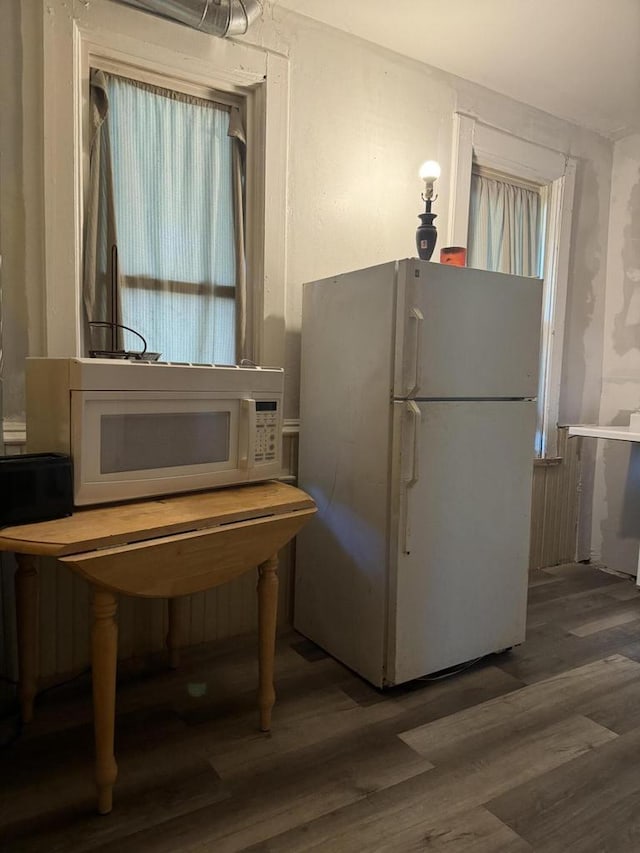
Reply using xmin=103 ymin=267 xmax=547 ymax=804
xmin=84 ymin=70 xmax=121 ymax=351
xmin=467 ymin=173 xmax=543 ymax=277
xmin=85 ymin=70 xmax=244 ymax=364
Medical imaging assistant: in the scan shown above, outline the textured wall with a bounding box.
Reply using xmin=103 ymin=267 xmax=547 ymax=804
xmin=592 ymin=133 xmax=640 ymax=574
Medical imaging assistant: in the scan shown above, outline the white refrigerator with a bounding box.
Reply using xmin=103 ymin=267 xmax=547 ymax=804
xmin=294 ymin=259 xmax=542 ymax=687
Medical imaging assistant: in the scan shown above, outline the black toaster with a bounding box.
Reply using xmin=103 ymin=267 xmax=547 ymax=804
xmin=0 ymin=453 xmax=73 ymax=527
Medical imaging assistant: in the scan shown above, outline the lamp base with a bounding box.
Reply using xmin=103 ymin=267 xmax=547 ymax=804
xmin=416 ymin=212 xmax=437 ymax=261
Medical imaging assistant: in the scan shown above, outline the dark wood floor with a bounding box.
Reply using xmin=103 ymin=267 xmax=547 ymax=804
xmin=3 ymin=562 xmax=640 ymax=852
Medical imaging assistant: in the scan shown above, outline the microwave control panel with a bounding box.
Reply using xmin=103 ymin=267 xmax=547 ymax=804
xmin=254 ymin=401 xmax=279 ymax=464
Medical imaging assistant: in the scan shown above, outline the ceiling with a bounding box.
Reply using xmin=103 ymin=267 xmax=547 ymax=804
xmin=271 ymin=0 xmax=640 ymax=139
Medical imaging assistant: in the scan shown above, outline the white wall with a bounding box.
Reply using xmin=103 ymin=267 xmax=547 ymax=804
xmin=592 ymin=133 xmax=640 ymax=573
xmin=269 ymin=10 xmax=612 ymax=422
xmin=0 ymin=3 xmax=612 ymax=539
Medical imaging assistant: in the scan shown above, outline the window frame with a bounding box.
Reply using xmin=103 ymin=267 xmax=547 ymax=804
xmin=43 ymin=0 xmax=288 ymax=367
xmin=448 ymin=113 xmax=576 ymax=458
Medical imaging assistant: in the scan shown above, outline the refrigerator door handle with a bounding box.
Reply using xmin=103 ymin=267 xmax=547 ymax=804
xmin=406 ymin=400 xmax=421 ymax=486
xmin=406 ymin=307 xmax=424 ymax=397
xmin=403 ymin=401 xmax=421 ymax=554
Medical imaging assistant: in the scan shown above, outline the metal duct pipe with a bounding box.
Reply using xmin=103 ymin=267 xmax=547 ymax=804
xmin=116 ymin=0 xmax=263 ymax=37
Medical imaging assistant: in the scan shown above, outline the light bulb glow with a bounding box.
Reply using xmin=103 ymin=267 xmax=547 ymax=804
xmin=419 ymin=160 xmax=441 ymax=182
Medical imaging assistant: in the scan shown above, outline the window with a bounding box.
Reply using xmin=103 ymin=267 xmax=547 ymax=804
xmin=42 ymin=0 xmax=288 ymax=370
xmin=449 ymin=114 xmax=576 ymax=458
xmin=85 ymin=70 xmax=243 ymax=364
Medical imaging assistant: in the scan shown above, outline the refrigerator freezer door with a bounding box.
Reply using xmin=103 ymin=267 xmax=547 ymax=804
xmin=387 ymin=399 xmax=536 ymax=686
xmin=394 ymin=261 xmax=543 ymax=399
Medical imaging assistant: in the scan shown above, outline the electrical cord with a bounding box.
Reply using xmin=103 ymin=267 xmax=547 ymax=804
xmin=416 ymin=655 xmax=486 ymax=683
xmin=88 ymin=320 xmax=148 ymax=358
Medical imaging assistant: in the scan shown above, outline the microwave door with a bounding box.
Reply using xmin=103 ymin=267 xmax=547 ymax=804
xmin=72 ymin=391 xmax=243 ymax=505
xmin=99 ymin=410 xmax=233 ymax=474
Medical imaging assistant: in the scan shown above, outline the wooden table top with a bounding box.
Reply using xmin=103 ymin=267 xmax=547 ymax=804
xmin=0 ymin=481 xmax=315 ymax=557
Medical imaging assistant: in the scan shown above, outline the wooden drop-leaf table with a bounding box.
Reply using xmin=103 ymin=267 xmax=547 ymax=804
xmin=0 ymin=481 xmax=316 ymax=815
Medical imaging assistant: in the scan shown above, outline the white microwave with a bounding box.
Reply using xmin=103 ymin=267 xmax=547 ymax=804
xmin=26 ymin=358 xmax=284 ymax=506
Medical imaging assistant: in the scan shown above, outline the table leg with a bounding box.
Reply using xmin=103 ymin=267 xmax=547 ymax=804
xmin=15 ymin=554 xmax=39 ymax=724
xmin=91 ymin=586 xmax=118 ymax=815
xmin=257 ymin=554 xmax=279 ymax=732
xmin=167 ymin=596 xmax=188 ymax=669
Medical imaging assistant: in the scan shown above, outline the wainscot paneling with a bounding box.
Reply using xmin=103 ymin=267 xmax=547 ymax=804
xmin=529 ymin=427 xmax=581 ymax=571
xmin=0 ymin=421 xmax=579 ymax=705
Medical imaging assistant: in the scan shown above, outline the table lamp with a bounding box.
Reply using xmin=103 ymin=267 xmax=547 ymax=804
xmin=416 ymin=160 xmax=440 ymax=261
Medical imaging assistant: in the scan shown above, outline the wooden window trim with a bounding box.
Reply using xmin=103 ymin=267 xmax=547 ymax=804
xmin=122 ymin=276 xmax=235 ymax=299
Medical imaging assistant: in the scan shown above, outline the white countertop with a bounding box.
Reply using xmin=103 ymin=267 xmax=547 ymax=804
xmin=568 ymin=424 xmax=640 ymax=443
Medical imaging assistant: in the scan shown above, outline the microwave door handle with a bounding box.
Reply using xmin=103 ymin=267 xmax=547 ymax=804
xmin=240 ymin=398 xmax=257 ymax=470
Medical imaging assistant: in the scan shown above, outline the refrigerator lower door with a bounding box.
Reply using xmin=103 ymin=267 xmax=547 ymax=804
xmin=387 ymin=399 xmax=536 ymax=686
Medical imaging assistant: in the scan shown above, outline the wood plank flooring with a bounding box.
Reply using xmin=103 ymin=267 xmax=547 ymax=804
xmin=2 ymin=562 xmax=640 ymax=852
